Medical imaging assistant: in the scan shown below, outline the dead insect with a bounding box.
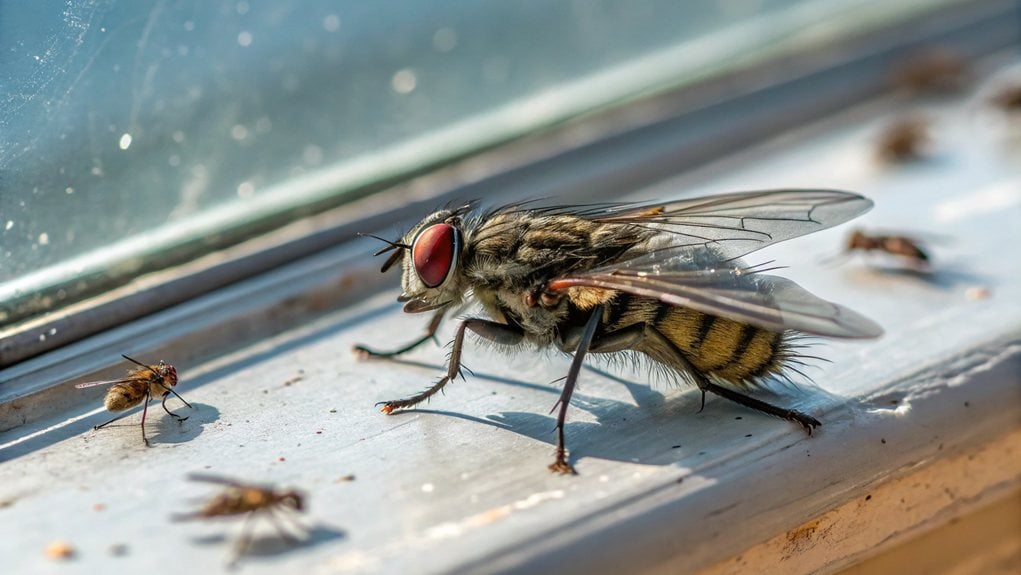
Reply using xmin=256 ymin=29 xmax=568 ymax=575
xmin=354 ymin=190 xmax=882 ymax=474
xmin=891 ymin=48 xmax=969 ymax=96
xmin=75 ymin=354 xmax=192 ymax=446
xmin=876 ymin=116 xmax=930 ymax=162
xmin=174 ymin=474 xmax=306 ymax=561
xmin=842 ymin=229 xmax=931 ymax=269
xmin=991 ymin=84 xmax=1021 ymax=113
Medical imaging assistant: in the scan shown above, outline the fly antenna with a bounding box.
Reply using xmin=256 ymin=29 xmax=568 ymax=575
xmin=359 ymin=233 xmax=409 ymax=272
xmin=121 ymin=354 xmax=162 ymax=379
xmin=359 ymin=233 xmax=411 ymax=256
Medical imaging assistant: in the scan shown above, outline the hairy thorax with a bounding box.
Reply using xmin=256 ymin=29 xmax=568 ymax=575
xmin=462 ymin=212 xmax=650 ymax=345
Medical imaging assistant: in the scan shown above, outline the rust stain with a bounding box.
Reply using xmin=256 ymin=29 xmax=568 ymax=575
xmin=782 ymin=519 xmax=821 ymax=558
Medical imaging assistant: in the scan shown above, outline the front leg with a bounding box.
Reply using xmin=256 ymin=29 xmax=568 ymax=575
xmin=353 ymin=308 xmax=446 ymax=359
xmin=159 ymin=385 xmax=193 ymax=422
xmin=140 ymin=389 xmax=152 ymax=447
xmin=378 ymin=317 xmax=525 ymax=413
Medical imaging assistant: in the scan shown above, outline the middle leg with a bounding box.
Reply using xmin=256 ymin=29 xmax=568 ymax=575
xmin=548 ymin=308 xmax=603 ymax=474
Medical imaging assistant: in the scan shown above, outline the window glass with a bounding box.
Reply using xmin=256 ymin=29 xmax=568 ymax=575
xmin=0 ymin=0 xmax=948 ymax=325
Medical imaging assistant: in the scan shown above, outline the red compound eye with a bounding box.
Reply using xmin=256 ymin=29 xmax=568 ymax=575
xmin=163 ymin=364 xmax=179 ymax=386
xmin=413 ymin=223 xmax=459 ymax=288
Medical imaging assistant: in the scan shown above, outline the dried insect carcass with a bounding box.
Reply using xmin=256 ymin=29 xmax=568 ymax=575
xmin=843 ymin=229 xmax=931 ymax=270
xmin=876 ymin=116 xmax=930 ymax=163
xmin=75 ymin=355 xmax=192 ymax=446
xmin=891 ymin=48 xmax=969 ymax=96
xmin=991 ymin=84 xmax=1021 ymax=113
xmin=175 ymin=474 xmax=307 ymax=562
xmin=355 ymin=190 xmax=883 ymax=474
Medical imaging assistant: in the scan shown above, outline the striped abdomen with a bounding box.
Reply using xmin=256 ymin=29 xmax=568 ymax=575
xmin=103 ymin=379 xmax=149 ymax=411
xmin=605 ymin=294 xmax=788 ymax=383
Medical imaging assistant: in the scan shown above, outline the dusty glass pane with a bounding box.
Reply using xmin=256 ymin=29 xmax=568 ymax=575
xmin=0 ymin=0 xmax=945 ymax=325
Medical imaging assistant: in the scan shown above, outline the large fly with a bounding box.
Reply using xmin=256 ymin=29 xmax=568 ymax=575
xmin=354 ymin=190 xmax=883 ymax=474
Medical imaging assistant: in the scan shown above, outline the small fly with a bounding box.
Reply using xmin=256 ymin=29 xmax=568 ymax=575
xmin=876 ymin=116 xmax=930 ymax=163
xmin=75 ymin=355 xmax=192 ymax=446
xmin=174 ymin=474 xmax=307 ymax=563
xmin=841 ymin=229 xmax=931 ymax=270
xmin=991 ymin=83 xmax=1021 ymax=113
xmin=355 ymin=190 xmax=883 ymax=474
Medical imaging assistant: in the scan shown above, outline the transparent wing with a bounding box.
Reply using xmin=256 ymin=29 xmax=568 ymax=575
xmin=186 ymin=473 xmax=251 ymax=488
xmin=549 ymin=265 xmax=882 ymax=338
xmin=74 ymin=377 xmax=142 ymax=389
xmin=571 ymin=189 xmax=872 ymax=261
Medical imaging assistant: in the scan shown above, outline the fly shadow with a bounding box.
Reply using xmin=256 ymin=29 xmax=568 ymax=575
xmin=0 ymin=402 xmax=221 ymax=461
xmin=189 ymin=523 xmax=346 ymax=566
xmin=378 ymin=360 xmax=841 ymax=471
xmin=848 ymin=264 xmax=989 ymax=288
xmin=92 ymin=401 xmax=221 ymax=447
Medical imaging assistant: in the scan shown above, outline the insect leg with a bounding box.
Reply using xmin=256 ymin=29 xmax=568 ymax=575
xmin=558 ymin=323 xmax=643 ymax=354
xmin=643 ymin=326 xmax=821 ymax=433
xmin=166 ymin=387 xmax=194 ymax=409
xmin=700 ymin=381 xmax=821 ymax=432
xmin=159 ymin=386 xmax=192 ymax=421
xmin=264 ymin=508 xmax=303 ymax=544
xmin=378 ymin=318 xmax=524 ymax=413
xmin=268 ymin=506 xmax=308 ymax=538
xmin=140 ymin=388 xmax=151 ymax=446
xmin=229 ymin=512 xmax=259 ymax=565
xmin=549 ymin=308 xmax=602 ymax=475
xmin=587 ymin=324 xmax=645 ymax=353
xmin=93 ymin=411 xmax=136 ymax=430
xmin=353 ymin=308 xmax=446 ymax=358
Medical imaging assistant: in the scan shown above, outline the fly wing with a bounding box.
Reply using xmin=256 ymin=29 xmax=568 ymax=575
xmin=582 ymin=189 xmax=872 ymax=260
xmin=74 ymin=376 xmax=143 ymax=389
xmin=186 ymin=473 xmax=251 ymax=488
xmin=549 ymin=265 xmax=882 ymax=338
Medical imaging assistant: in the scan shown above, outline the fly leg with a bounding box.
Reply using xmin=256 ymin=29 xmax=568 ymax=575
xmin=94 ymin=390 xmax=153 ymax=446
xmin=267 ymin=506 xmax=307 ymax=543
xmin=93 ymin=411 xmax=136 ymax=431
xmin=697 ymin=381 xmax=821 ymax=433
xmin=139 ymin=389 xmax=152 ymax=446
xmin=264 ymin=508 xmax=303 ymax=545
xmin=643 ymin=327 xmax=820 ymax=433
xmin=378 ymin=318 xmax=524 ymax=413
xmin=160 ymin=386 xmax=193 ymax=422
xmin=229 ymin=512 xmax=259 ymax=567
xmin=353 ymin=309 xmax=445 ymax=358
xmin=548 ymin=308 xmax=603 ymax=475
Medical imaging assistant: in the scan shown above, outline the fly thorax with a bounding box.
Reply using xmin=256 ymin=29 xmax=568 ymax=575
xmin=149 ymin=380 xmax=170 ymax=398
